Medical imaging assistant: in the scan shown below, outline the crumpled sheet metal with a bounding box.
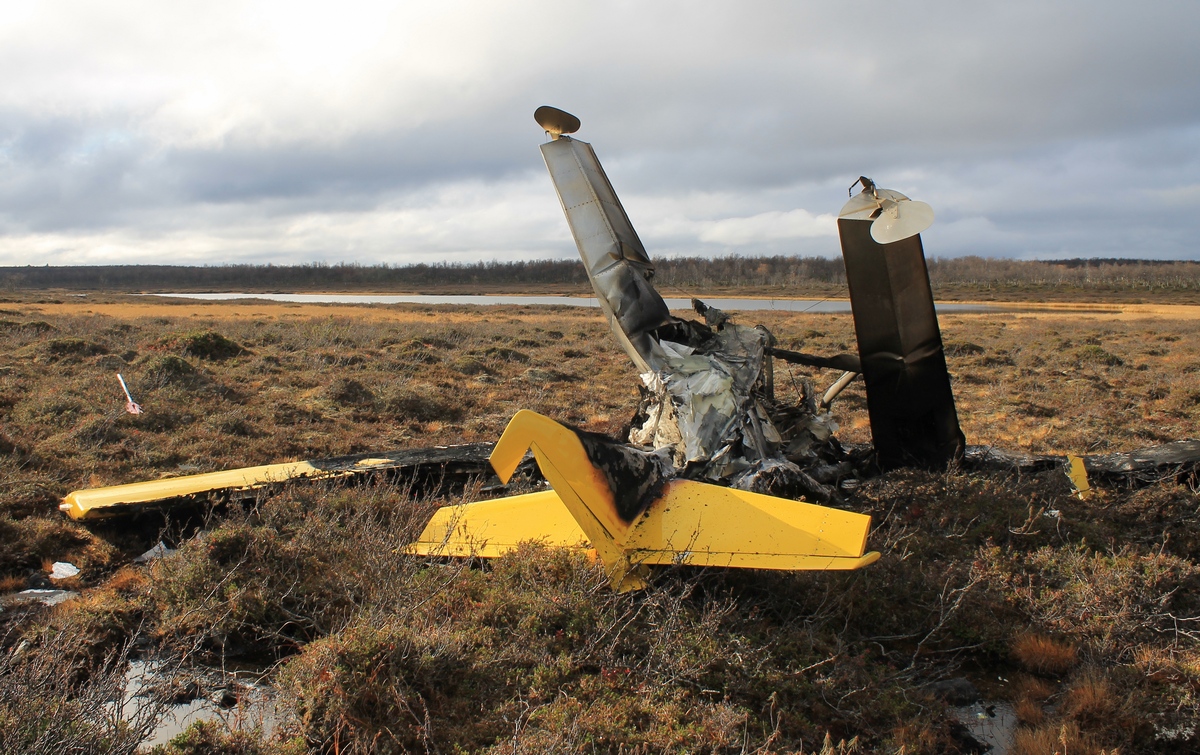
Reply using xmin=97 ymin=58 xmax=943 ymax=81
xmin=540 ymin=136 xmax=672 ymax=374
xmin=633 ymin=309 xmax=783 ymax=479
xmin=540 ymin=131 xmax=842 ymax=497
xmin=649 ymin=338 xmax=738 ymax=464
xmin=964 ymin=440 xmax=1200 ymax=489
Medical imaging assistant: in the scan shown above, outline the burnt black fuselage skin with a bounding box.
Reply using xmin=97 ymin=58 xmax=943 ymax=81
xmin=838 ymin=219 xmax=965 ymax=471
xmin=574 ymin=429 xmax=671 ymax=523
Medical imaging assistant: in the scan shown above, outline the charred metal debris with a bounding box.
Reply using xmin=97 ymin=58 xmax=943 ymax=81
xmin=534 ymin=104 xmax=1197 ymax=501
xmin=536 ymin=105 xmax=959 ymax=504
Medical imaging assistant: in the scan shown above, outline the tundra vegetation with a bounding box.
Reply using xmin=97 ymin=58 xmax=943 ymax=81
xmin=0 ymin=291 xmax=1198 ymax=754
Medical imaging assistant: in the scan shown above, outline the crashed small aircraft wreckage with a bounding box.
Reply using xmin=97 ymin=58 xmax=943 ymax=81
xmin=62 ymin=106 xmax=1200 ymax=591
xmin=409 ymin=410 xmax=878 ymax=591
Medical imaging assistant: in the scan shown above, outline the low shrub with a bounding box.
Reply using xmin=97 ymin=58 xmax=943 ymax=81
xmin=382 ymin=387 xmax=461 ymax=422
xmin=150 ymin=485 xmax=434 ymax=659
xmin=990 ymin=545 xmax=1200 ymax=662
xmin=271 ymin=403 xmax=323 ymax=426
xmin=0 ymin=319 xmax=56 ymax=334
xmin=1077 ymin=344 xmax=1124 ymax=366
xmin=522 ymin=367 xmax=577 ymax=383
xmin=276 ymin=544 xmax=948 ymax=754
xmin=388 ymin=338 xmax=445 ymax=364
xmin=0 ymin=516 xmax=93 ymax=575
xmin=206 ymin=411 xmax=259 ymax=437
xmin=945 ymin=341 xmax=986 ymax=356
xmin=141 ymin=355 xmax=201 ymax=388
xmin=480 ymin=346 xmax=529 ymax=363
xmin=151 ymin=521 xmax=356 ymax=657
xmin=452 ymin=357 xmax=492 ymax=375
xmin=75 ymin=417 xmax=127 ymax=447
xmin=158 ymin=331 xmax=245 ymax=361
xmin=14 ymin=397 xmax=84 ymax=430
xmin=324 ymin=378 xmax=375 ymax=408
xmin=0 ymin=644 xmax=163 ymax=755
xmin=149 ymin=720 xmax=300 ymax=755
xmin=20 ymin=586 xmax=149 ymax=683
xmin=44 ymin=337 xmax=108 ymax=361
xmin=1012 ymin=633 xmax=1078 ymax=676
xmin=280 ymin=617 xmax=498 ymax=753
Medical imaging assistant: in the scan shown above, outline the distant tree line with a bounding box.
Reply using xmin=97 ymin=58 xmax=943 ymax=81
xmin=925 ymin=257 xmax=1200 ymax=291
xmin=3 ymin=256 xmax=1200 ymax=293
xmin=0 ymin=261 xmax=589 ymax=291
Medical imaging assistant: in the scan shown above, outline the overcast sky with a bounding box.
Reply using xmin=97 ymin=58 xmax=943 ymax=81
xmin=1 ymin=1 xmax=1198 ymax=266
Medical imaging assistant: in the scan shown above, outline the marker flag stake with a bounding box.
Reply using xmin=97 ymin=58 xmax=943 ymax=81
xmin=117 ymin=373 xmax=143 ymax=415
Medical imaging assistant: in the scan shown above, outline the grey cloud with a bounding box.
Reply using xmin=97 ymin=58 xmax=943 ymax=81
xmin=1 ymin=1 xmax=1199 ymax=263
xmin=0 ymin=119 xmax=537 ymax=232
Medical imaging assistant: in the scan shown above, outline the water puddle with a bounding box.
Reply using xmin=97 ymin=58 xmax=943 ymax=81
xmin=0 ymin=588 xmax=79 ymax=607
xmin=955 ymin=701 xmax=1018 ymax=753
xmin=122 ymin=660 xmax=279 ymax=749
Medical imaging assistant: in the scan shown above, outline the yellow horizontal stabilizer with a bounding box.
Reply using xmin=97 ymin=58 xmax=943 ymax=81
xmin=625 ymin=480 xmax=879 ymax=570
xmin=411 ymin=410 xmax=879 ymax=591
xmin=59 ymin=461 xmax=326 ymax=520
xmin=407 ymin=489 xmax=590 ymax=558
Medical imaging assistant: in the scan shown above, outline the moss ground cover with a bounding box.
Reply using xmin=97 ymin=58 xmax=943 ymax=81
xmin=0 ymin=293 xmax=1197 ymax=753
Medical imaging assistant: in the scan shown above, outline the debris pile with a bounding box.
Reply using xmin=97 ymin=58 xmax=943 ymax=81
xmin=539 ymin=111 xmax=883 ymax=502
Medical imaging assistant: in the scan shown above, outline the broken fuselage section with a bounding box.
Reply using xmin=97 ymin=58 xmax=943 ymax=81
xmin=538 ymin=115 xmax=853 ymax=502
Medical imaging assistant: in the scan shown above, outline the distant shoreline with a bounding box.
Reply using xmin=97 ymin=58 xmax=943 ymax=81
xmin=4 ymin=257 xmax=1200 ymax=304
xmin=5 ymin=285 xmax=1200 ymax=305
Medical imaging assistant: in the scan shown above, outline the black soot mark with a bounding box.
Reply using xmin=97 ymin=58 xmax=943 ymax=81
xmin=574 ymin=429 xmax=671 ymax=523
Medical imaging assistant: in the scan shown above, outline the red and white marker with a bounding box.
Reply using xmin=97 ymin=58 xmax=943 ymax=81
xmin=117 ymin=373 xmax=143 ymax=415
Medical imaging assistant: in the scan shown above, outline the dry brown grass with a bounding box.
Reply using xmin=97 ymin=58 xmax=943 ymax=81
xmin=1015 ymin=696 xmax=1048 ymax=727
xmin=1016 ymin=674 xmax=1058 ymax=702
xmin=0 ymin=574 xmax=25 ymax=592
xmin=8 ymin=294 xmax=1200 ymax=457
xmin=105 ymin=565 xmax=150 ymax=594
xmin=1062 ymin=672 xmax=1121 ymax=726
xmin=1013 ymin=674 xmax=1057 ymax=727
xmin=1011 ymin=722 xmax=1114 ymax=755
xmin=1013 ymin=633 xmax=1079 ymax=676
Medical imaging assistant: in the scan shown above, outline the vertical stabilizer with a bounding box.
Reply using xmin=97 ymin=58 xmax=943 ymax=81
xmin=540 ymin=136 xmax=672 ymax=373
xmin=838 ymin=217 xmax=964 ymax=470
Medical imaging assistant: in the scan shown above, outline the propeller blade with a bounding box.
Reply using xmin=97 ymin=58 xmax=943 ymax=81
xmin=870 ymin=199 xmax=934 ymax=244
xmin=838 ymin=191 xmax=880 ymax=220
